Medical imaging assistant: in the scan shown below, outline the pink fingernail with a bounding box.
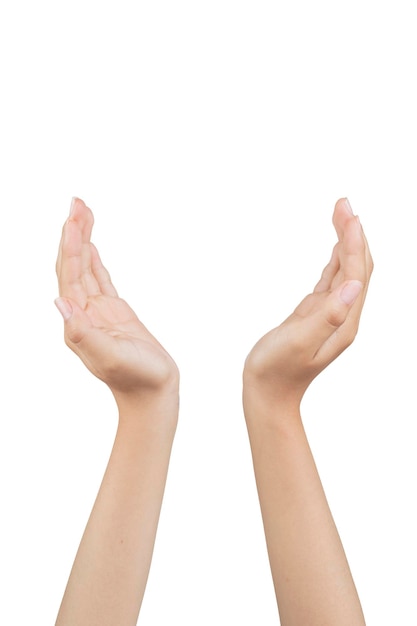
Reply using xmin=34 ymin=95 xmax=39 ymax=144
xmin=55 ymin=297 xmax=73 ymax=320
xmin=69 ymin=197 xmax=77 ymax=217
xmin=340 ymin=280 xmax=362 ymax=305
xmin=344 ymin=198 xmax=353 ymax=214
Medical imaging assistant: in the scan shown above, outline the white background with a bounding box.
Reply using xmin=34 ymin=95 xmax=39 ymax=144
xmin=1 ymin=1 xmax=416 ymax=624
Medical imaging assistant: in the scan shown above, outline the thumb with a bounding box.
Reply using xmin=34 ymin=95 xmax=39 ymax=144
xmin=54 ymin=297 xmax=93 ymax=345
xmin=295 ymin=280 xmax=363 ymax=356
xmin=319 ymin=279 xmax=363 ymax=331
xmin=338 ymin=279 xmax=363 ymax=307
xmin=315 ymin=278 xmax=363 ymax=339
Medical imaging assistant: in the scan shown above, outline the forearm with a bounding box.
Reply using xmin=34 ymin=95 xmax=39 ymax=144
xmin=244 ymin=400 xmax=365 ymax=626
xmin=55 ymin=394 xmax=178 ymax=626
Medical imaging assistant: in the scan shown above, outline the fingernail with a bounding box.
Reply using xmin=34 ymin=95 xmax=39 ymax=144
xmin=344 ymin=197 xmax=353 ymax=214
xmin=69 ymin=197 xmax=77 ymax=217
xmin=55 ymin=297 xmax=73 ymax=320
xmin=340 ymin=280 xmax=362 ymax=305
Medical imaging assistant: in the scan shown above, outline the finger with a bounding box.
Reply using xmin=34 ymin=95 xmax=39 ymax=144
xmin=333 ymin=198 xmax=373 ymax=285
xmin=56 ymin=222 xmax=64 ymax=279
xmin=321 ymin=220 xmax=373 ymax=359
xmin=73 ymin=199 xmax=102 ymax=297
xmin=54 ymin=297 xmax=114 ymax=371
xmin=293 ymin=279 xmax=363 ymax=360
xmin=90 ymin=243 xmax=118 ymax=297
xmin=313 ymin=243 xmax=340 ymax=293
xmin=325 ymin=216 xmax=367 ymax=343
xmin=346 ymin=220 xmax=373 ymax=341
xmin=58 ymin=199 xmax=101 ymax=303
xmin=58 ymin=216 xmax=88 ymax=306
xmin=55 ymin=297 xmax=91 ymax=343
xmin=332 ymin=197 xmax=354 ymax=242
xmin=337 ymin=214 xmax=366 ymax=285
xmin=314 ymin=198 xmax=359 ymax=295
xmin=56 ymin=197 xmax=77 ymax=279
xmin=358 ymin=217 xmax=374 ymax=287
xmin=313 ymin=221 xmax=372 ymax=367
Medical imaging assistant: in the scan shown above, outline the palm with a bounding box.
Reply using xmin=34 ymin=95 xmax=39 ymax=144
xmin=56 ymin=199 xmax=176 ymax=392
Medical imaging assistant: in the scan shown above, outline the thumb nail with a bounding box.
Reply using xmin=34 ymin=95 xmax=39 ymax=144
xmin=55 ymin=297 xmax=73 ymax=320
xmin=340 ymin=280 xmax=363 ymax=305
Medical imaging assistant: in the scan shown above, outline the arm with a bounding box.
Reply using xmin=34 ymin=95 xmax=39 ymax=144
xmin=243 ymin=198 xmax=372 ymax=625
xmin=54 ymin=198 xmax=179 ymax=626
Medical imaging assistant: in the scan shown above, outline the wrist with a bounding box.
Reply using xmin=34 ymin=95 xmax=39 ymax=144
xmin=113 ymin=378 xmax=179 ymax=435
xmin=243 ymin=397 xmax=304 ymax=447
xmin=243 ymin=373 xmax=303 ymax=429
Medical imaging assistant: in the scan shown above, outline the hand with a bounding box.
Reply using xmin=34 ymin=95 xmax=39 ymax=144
xmin=55 ymin=198 xmax=179 ymax=407
xmin=243 ymin=198 xmax=373 ymax=412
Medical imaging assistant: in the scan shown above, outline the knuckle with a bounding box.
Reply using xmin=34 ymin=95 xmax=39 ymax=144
xmin=325 ymin=304 xmax=346 ymax=329
xmin=65 ymin=326 xmax=84 ymax=345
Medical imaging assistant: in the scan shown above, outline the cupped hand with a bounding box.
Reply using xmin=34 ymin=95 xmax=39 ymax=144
xmin=243 ymin=198 xmax=373 ymax=411
xmin=55 ymin=198 xmax=179 ymax=403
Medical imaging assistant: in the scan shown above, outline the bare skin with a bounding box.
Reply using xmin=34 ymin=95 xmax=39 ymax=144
xmin=243 ymin=198 xmax=372 ymax=625
xmin=54 ymin=196 xmax=371 ymax=625
xmin=54 ymin=198 xmax=179 ymax=626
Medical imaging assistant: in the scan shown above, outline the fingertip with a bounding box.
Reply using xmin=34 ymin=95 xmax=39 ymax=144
xmin=69 ymin=197 xmax=84 ymax=219
xmin=55 ymin=298 xmax=92 ymax=345
xmin=341 ymin=197 xmax=353 ymax=214
xmin=332 ymin=198 xmax=349 ymax=238
xmin=69 ymin=197 xmax=78 ymax=217
xmin=333 ymin=197 xmax=352 ymax=219
xmin=68 ymin=197 xmax=92 ymax=222
xmin=55 ymin=297 xmax=73 ymax=321
xmin=68 ymin=198 xmax=95 ymax=241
